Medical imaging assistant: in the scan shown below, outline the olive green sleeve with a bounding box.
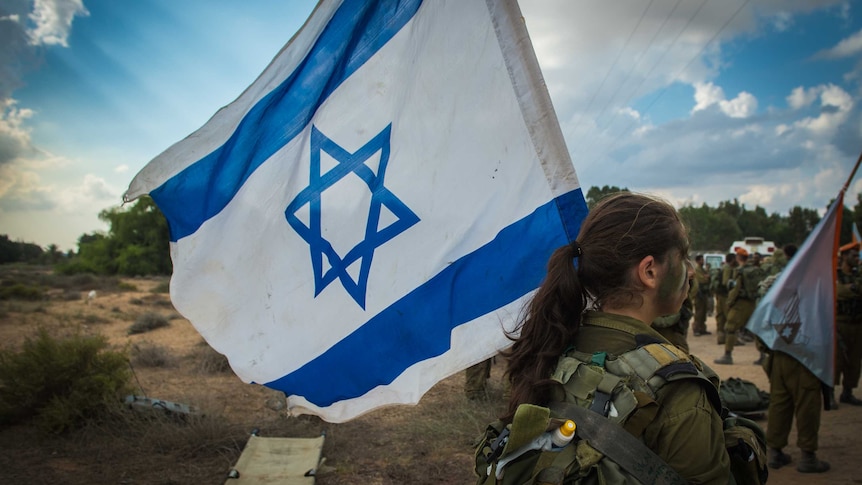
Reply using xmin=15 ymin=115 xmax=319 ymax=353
xmin=644 ymin=381 xmax=732 ymax=485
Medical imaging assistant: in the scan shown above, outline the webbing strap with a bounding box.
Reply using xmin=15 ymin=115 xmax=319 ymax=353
xmin=550 ymin=402 xmax=687 ymax=485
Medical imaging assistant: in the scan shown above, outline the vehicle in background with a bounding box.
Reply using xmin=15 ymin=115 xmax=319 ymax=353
xmin=703 ymin=253 xmax=724 ymax=270
xmin=729 ymin=237 xmax=776 ymax=257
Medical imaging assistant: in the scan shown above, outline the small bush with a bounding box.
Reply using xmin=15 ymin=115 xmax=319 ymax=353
xmin=117 ymin=282 xmax=138 ymax=292
xmin=190 ymin=342 xmax=231 ymax=374
xmin=151 ymin=281 xmax=170 ymax=294
xmin=0 ymin=301 xmax=46 ymax=314
xmin=70 ymin=273 xmax=98 ymax=287
xmin=129 ymin=298 xmax=144 ymax=306
xmin=58 ymin=290 xmax=82 ymax=301
xmin=0 ymin=330 xmax=132 ymax=433
xmin=0 ymin=283 xmax=44 ymax=301
xmin=131 ymin=342 xmax=177 ymax=368
xmin=128 ymin=313 xmax=170 ymax=335
xmin=80 ymin=313 xmax=109 ymax=325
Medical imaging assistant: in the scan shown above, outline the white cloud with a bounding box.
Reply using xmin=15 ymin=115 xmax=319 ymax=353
xmin=738 ymin=183 xmax=798 ymax=208
xmin=814 ymin=28 xmax=862 ymax=59
xmin=720 ymin=91 xmax=758 ymax=119
xmin=114 ymin=164 xmax=129 ymax=173
xmin=770 ymin=12 xmax=794 ymax=32
xmin=691 ymin=82 xmax=757 ymax=118
xmin=27 ymin=0 xmax=89 ymax=47
xmin=787 ymin=86 xmax=819 ymax=109
xmin=0 ymin=162 xmax=55 ymax=211
xmin=692 ymin=82 xmax=726 ymax=113
xmin=775 ymin=124 xmax=791 ymax=136
xmin=53 ymin=174 xmax=119 ymax=211
xmin=0 ymin=98 xmax=36 ymax=164
xmin=793 ymin=84 xmax=853 ymax=137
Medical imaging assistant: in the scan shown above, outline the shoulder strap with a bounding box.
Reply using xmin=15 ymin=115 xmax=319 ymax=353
xmin=607 ymin=341 xmax=723 ymax=412
xmin=549 ymin=401 xmax=687 ymax=485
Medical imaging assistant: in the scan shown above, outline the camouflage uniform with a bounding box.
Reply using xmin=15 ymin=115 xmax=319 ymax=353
xmin=692 ymin=263 xmax=711 ymax=336
xmin=715 ymin=262 xmax=735 ymax=344
xmin=766 ymin=351 xmax=826 ymax=466
xmin=715 ymin=259 xmax=765 ymax=364
xmin=653 ymin=297 xmax=693 ymax=353
xmin=465 ymin=359 xmax=492 ymax=400
xmin=836 ymin=266 xmax=862 ymax=404
xmin=562 ymin=312 xmax=731 ymax=484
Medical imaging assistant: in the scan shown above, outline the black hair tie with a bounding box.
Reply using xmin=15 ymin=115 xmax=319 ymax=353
xmin=571 ymin=241 xmax=582 ymax=258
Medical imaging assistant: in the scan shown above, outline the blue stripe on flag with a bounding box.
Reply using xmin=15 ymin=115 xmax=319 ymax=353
xmin=151 ymin=0 xmax=423 ymax=242
xmin=265 ymin=188 xmax=588 ymax=406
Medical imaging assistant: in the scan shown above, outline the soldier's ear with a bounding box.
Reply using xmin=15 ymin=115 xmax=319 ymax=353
xmin=636 ymin=255 xmax=659 ymax=290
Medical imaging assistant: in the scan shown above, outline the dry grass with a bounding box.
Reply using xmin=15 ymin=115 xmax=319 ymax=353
xmin=0 ymin=267 xmax=503 ymax=484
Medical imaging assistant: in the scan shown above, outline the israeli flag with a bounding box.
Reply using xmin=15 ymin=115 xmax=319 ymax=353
xmin=125 ymin=0 xmax=587 ymax=422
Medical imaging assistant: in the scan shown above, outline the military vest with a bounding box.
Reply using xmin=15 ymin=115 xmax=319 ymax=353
xmin=474 ymin=341 xmax=767 ymax=485
xmin=733 ymin=264 xmax=766 ymax=301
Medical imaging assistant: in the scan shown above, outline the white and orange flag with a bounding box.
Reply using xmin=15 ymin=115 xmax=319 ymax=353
xmin=747 ymin=195 xmax=843 ymax=385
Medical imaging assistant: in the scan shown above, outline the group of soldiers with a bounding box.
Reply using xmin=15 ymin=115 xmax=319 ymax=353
xmin=691 ymin=248 xmax=780 ymax=366
xmin=686 ymin=243 xmax=862 ymax=410
xmin=834 ymin=242 xmax=862 ymax=407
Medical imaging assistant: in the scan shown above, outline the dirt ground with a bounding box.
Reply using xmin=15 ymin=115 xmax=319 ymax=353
xmin=685 ymin=316 xmax=862 ymax=485
xmin=0 ymin=275 xmax=860 ymax=484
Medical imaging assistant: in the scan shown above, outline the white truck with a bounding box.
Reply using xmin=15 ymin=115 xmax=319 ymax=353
xmin=729 ymin=236 xmax=776 ymax=257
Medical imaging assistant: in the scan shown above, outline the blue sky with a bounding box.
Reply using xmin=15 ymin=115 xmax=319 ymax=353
xmin=2 ymin=0 xmax=862 ymax=251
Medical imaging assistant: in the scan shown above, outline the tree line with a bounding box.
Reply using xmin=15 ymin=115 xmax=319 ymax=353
xmin=587 ymin=185 xmax=861 ymax=253
xmin=2 ymin=187 xmax=861 ymax=275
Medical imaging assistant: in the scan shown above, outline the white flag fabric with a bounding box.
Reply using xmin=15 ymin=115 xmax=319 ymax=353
xmin=747 ymin=195 xmax=842 ymax=386
xmin=124 ymin=0 xmax=587 ymax=422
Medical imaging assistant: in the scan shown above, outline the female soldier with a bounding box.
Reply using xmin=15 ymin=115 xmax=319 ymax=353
xmin=502 ymin=192 xmax=731 ymax=484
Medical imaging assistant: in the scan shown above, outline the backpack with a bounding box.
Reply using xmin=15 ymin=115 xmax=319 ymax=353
xmin=474 ymin=342 xmax=768 ymax=485
xmin=709 ymin=267 xmax=722 ymax=294
xmin=740 ymin=265 xmax=766 ymax=300
xmin=719 ymin=378 xmax=770 ymax=416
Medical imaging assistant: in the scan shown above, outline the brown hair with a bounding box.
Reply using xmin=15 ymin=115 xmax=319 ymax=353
xmin=501 ymin=192 xmax=689 ymax=422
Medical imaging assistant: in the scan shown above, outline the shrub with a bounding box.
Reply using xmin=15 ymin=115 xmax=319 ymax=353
xmin=0 ymin=330 xmax=132 ymax=433
xmin=128 ymin=313 xmax=170 ymax=335
xmin=190 ymin=342 xmax=231 ymax=374
xmin=59 ymin=290 xmax=82 ymax=301
xmin=0 ymin=283 xmax=44 ymax=301
xmin=117 ymin=281 xmax=138 ymax=291
xmin=80 ymin=313 xmax=110 ymax=325
xmin=131 ymin=342 xmax=177 ymax=368
xmin=151 ymin=281 xmax=170 ymax=294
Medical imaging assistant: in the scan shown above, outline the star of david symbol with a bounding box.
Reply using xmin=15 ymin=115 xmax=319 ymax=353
xmin=768 ymin=290 xmax=802 ymax=344
xmin=773 ymin=322 xmax=801 ymax=345
xmin=285 ymin=124 xmax=419 ymax=309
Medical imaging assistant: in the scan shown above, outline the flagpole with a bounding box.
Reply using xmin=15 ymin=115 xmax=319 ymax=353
xmin=841 ymin=149 xmax=862 ymax=195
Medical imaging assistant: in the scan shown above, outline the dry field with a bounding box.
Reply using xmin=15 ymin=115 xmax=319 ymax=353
xmin=0 ymin=266 xmax=859 ymax=484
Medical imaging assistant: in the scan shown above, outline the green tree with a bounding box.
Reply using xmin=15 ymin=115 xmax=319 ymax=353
xmin=60 ymin=197 xmax=171 ymax=276
xmin=785 ymin=206 xmax=820 ymax=246
xmin=0 ymin=235 xmax=44 ymax=264
xmin=585 ymin=185 xmax=629 ymax=209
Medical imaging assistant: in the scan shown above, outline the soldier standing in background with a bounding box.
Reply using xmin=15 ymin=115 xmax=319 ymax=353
xmin=464 ymin=358 xmax=492 ymax=400
xmin=715 ymin=248 xmax=765 ymax=365
xmin=715 ymin=253 xmax=737 ymax=345
xmin=753 ymin=246 xmax=791 ymax=366
xmin=765 ymin=243 xmax=829 ymax=473
xmin=692 ymin=254 xmax=712 ymax=336
xmin=835 ymin=243 xmax=862 ymax=407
